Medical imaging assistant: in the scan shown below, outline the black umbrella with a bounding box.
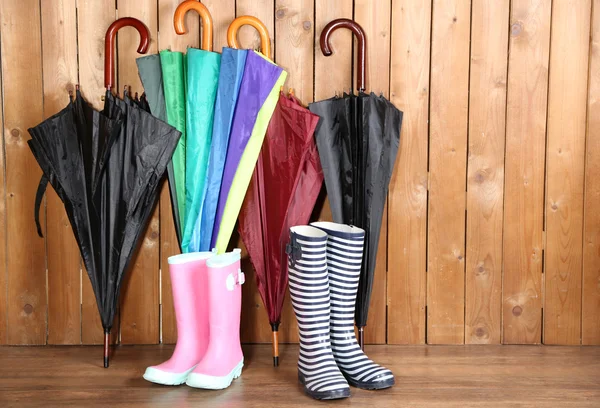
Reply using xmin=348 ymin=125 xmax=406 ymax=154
xmin=28 ymin=18 xmax=181 ymax=367
xmin=308 ymin=19 xmax=403 ymax=349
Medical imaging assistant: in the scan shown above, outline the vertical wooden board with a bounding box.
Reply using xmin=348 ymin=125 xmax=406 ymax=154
xmin=236 ymin=0 xmax=274 ymax=55
xmin=583 ymin=0 xmax=600 ymax=346
xmin=0 ymin=34 xmax=6 ymax=345
xmin=200 ymin=0 xmax=234 ymax=50
xmin=275 ymin=0 xmax=314 ymax=103
xmin=465 ymin=0 xmax=509 ymax=345
xmin=503 ymin=0 xmax=551 ymax=344
xmin=157 ymin=0 xmax=200 ymax=345
xmin=311 ymin=5 xmax=352 ymax=341
xmin=275 ymin=0 xmax=313 ymax=343
xmin=77 ymin=0 xmax=117 ymax=344
xmin=0 ymin=0 xmax=46 ymax=345
xmin=387 ymin=0 xmax=430 ymax=345
xmin=354 ymin=0 xmax=391 ymax=345
xmin=427 ymin=0 xmax=470 ymax=345
xmin=314 ymin=0 xmax=352 ymax=100
xmin=117 ymin=0 xmax=160 ymax=345
xmin=40 ymin=0 xmax=82 ymax=345
xmin=544 ymin=0 xmax=591 ymax=345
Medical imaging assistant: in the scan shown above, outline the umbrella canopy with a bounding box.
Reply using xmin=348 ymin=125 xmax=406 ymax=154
xmin=137 ymin=0 xmax=221 ymax=254
xmin=308 ymin=19 xmax=403 ymax=349
xmin=197 ymin=46 xmax=247 ymax=252
xmin=210 ymin=19 xmax=287 ymax=253
xmin=29 ymin=18 xmax=181 ymax=367
xmin=239 ymin=85 xmax=322 ymax=366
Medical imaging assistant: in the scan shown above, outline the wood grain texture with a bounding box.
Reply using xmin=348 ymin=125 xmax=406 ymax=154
xmin=583 ymin=0 xmax=600 ymax=346
xmin=465 ymin=0 xmax=509 ymax=345
xmin=427 ymin=0 xmax=471 ymax=344
xmin=77 ymin=0 xmax=117 ymax=345
xmin=202 ymin=0 xmax=235 ymax=50
xmin=275 ymin=0 xmax=314 ymax=102
xmin=544 ymin=0 xmax=591 ymax=345
xmin=275 ymin=0 xmax=314 ymax=343
xmin=314 ymin=0 xmax=352 ymax=100
xmin=387 ymin=0 xmax=430 ymax=345
xmin=40 ymin=0 xmax=82 ymax=345
xmin=0 ymin=29 xmax=6 ymax=346
xmin=0 ymin=0 xmax=47 ymax=345
xmin=236 ymin=0 xmax=277 ymax=344
xmin=235 ymin=0 xmax=274 ymax=55
xmin=117 ymin=0 xmax=160 ymax=345
xmin=156 ymin=0 xmax=200 ymax=345
xmin=1 ymin=345 xmax=599 ymax=407
xmin=353 ymin=0 xmax=391 ymax=345
xmin=502 ymin=0 xmax=551 ymax=345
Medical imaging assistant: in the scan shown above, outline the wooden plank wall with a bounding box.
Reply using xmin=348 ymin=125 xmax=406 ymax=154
xmin=0 ymin=0 xmax=598 ymax=346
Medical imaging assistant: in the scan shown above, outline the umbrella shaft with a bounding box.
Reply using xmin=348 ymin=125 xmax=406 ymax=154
xmin=358 ymin=327 xmax=365 ymax=351
xmin=104 ymin=332 xmax=110 ymax=368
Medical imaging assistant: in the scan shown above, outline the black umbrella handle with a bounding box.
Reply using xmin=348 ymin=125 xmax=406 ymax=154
xmin=104 ymin=18 xmax=151 ymax=90
xmin=320 ymin=19 xmax=367 ymax=93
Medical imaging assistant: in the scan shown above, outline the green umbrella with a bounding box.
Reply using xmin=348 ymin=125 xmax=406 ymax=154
xmin=136 ymin=0 xmax=220 ymax=253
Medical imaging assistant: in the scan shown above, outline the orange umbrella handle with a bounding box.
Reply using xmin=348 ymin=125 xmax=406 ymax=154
xmin=174 ymin=0 xmax=213 ymax=51
xmin=320 ymin=19 xmax=367 ymax=92
xmin=104 ymin=17 xmax=150 ymax=90
xmin=227 ymin=16 xmax=271 ymax=59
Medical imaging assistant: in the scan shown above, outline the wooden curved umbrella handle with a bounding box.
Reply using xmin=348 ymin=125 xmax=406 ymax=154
xmin=227 ymin=16 xmax=271 ymax=59
xmin=320 ymin=19 xmax=367 ymax=92
xmin=174 ymin=0 xmax=213 ymax=51
xmin=104 ymin=17 xmax=150 ymax=90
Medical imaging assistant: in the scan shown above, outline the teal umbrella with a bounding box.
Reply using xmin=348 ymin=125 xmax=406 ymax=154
xmin=136 ymin=0 xmax=220 ymax=253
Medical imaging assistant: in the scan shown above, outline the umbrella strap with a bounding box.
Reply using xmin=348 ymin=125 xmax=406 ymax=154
xmin=34 ymin=175 xmax=48 ymax=238
xmin=285 ymin=232 xmax=303 ymax=268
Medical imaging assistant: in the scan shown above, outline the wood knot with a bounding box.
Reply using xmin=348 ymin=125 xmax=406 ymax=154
xmin=551 ymin=203 xmax=558 ymax=211
xmin=276 ymin=9 xmax=286 ymax=19
xmin=475 ymin=327 xmax=486 ymax=337
xmin=452 ymin=16 xmax=457 ymax=23
xmin=10 ymin=129 xmax=20 ymax=138
xmin=474 ymin=171 xmax=485 ymax=183
xmin=23 ymin=304 xmax=33 ymax=315
xmin=511 ymin=22 xmax=523 ymax=37
xmin=303 ymin=21 xmax=312 ymax=31
xmin=457 ymin=254 xmax=463 ymax=261
xmin=512 ymin=305 xmax=523 ymax=316
xmin=150 ymin=231 xmax=159 ymax=240
xmin=66 ymin=83 xmax=75 ymax=94
xmin=477 ymin=265 xmax=486 ymax=274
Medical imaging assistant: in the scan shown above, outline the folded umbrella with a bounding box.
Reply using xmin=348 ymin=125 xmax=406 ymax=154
xmin=308 ymin=19 xmax=403 ymax=349
xmin=211 ymin=19 xmax=287 ymax=253
xmin=173 ymin=1 xmax=221 ymax=253
xmin=29 ymin=18 xmax=181 ymax=367
xmin=239 ymin=81 xmax=323 ymax=366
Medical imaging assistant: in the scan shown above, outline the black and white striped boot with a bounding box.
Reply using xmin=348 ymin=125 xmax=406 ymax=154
xmin=287 ymin=226 xmax=351 ymax=400
xmin=311 ymin=222 xmax=395 ymax=390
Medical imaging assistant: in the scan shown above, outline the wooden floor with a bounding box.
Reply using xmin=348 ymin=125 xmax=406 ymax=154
xmin=0 ymin=344 xmax=598 ymax=407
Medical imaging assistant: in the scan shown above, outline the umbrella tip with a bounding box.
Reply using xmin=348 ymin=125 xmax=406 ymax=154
xmin=273 ymin=356 xmax=279 ymax=367
xmin=104 ymin=356 xmax=109 ymax=368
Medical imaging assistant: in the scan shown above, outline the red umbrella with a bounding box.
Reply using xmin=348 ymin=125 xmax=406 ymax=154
xmin=238 ymin=90 xmax=323 ymax=367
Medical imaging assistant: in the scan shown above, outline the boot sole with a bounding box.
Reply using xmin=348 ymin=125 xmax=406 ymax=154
xmin=298 ymin=372 xmax=350 ymax=400
xmin=185 ymin=359 xmax=244 ymax=390
xmin=143 ymin=365 xmax=197 ymax=386
xmin=344 ymin=373 xmax=395 ymax=390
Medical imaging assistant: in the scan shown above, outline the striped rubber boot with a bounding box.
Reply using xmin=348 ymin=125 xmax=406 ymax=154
xmin=311 ymin=222 xmax=395 ymax=390
xmin=287 ymin=226 xmax=350 ymax=400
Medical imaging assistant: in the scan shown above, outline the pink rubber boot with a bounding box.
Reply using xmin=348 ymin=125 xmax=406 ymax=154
xmin=186 ymin=249 xmax=245 ymax=389
xmin=143 ymin=252 xmax=214 ymax=385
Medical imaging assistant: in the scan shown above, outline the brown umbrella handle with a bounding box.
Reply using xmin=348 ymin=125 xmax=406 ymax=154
xmin=320 ymin=19 xmax=367 ymax=92
xmin=104 ymin=17 xmax=150 ymax=91
xmin=174 ymin=0 xmax=213 ymax=51
xmin=227 ymin=16 xmax=271 ymax=59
